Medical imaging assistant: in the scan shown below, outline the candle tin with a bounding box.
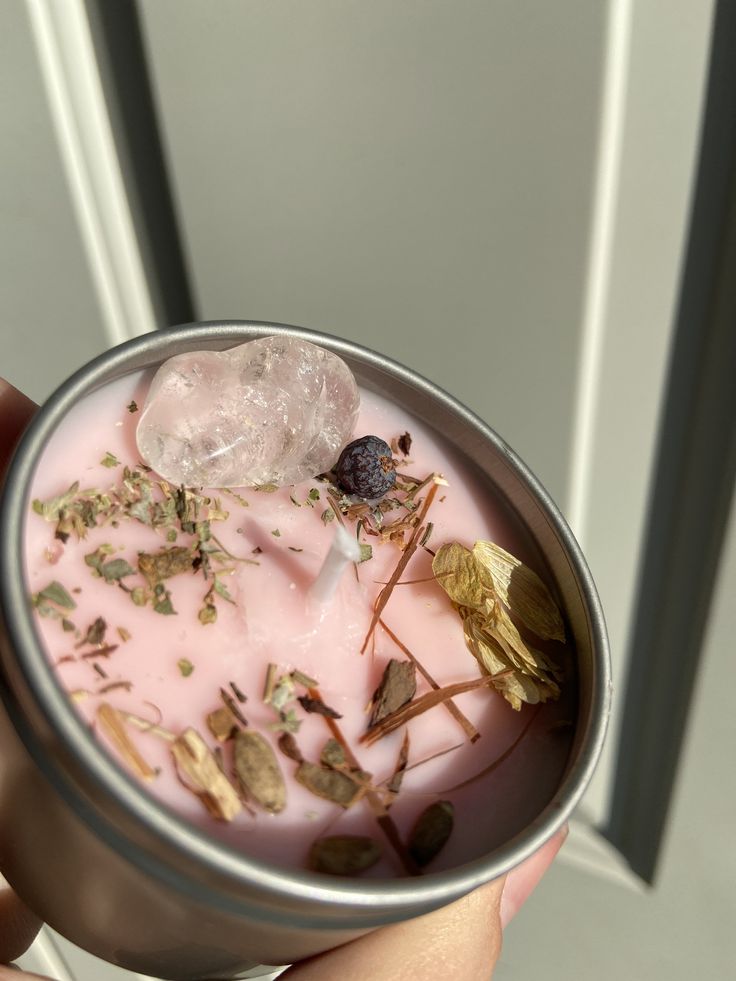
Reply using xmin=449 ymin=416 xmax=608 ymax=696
xmin=0 ymin=322 xmax=611 ymax=980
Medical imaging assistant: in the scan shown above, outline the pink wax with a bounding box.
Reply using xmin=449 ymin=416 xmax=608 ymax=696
xmin=24 ymin=371 xmax=574 ymax=877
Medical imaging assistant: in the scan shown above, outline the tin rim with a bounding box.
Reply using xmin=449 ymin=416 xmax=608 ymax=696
xmin=0 ymin=321 xmax=611 ymax=926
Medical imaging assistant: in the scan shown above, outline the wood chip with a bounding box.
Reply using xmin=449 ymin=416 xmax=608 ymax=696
xmin=97 ymin=703 xmax=157 ymax=782
xmin=369 ymin=660 xmax=417 ymax=727
xmin=207 ymin=706 xmax=239 ymax=742
xmin=171 ymin=728 xmax=242 ymax=821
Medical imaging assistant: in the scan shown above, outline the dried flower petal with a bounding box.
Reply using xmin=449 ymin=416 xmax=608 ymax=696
xmin=431 ymin=542 xmax=491 ymax=610
xmin=472 ymin=541 xmax=566 ymax=642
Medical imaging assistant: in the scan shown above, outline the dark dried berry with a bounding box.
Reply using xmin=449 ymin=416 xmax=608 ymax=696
xmin=335 ymin=436 xmax=396 ymax=499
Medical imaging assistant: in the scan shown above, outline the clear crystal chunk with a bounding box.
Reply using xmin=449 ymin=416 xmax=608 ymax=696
xmin=136 ymin=336 xmax=360 ymax=487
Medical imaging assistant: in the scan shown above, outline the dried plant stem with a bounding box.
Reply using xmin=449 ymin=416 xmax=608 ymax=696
xmin=118 ymin=710 xmax=176 ymax=742
xmin=438 ymin=706 xmax=541 ymax=793
xmin=361 ymin=675 xmax=505 ymax=747
xmin=379 ymin=619 xmax=480 ymax=743
xmin=307 ymin=687 xmax=420 ymax=876
xmin=360 ymin=483 xmax=439 ymax=654
xmin=97 ymin=703 xmax=157 ymax=780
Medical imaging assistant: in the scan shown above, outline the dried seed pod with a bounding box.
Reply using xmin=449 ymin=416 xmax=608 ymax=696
xmin=308 ymin=836 xmax=382 ymax=876
xmin=233 ymin=730 xmax=286 ymax=813
xmin=408 ymin=800 xmax=454 ymax=867
xmin=295 ymin=761 xmax=368 ymax=808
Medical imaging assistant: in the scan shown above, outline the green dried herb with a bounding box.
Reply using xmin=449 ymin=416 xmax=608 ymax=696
xmin=270 ymin=708 xmax=302 ymax=734
xmin=320 ymin=738 xmax=346 ymax=769
xmin=359 ymin=543 xmax=373 ymax=563
xmin=100 ymin=452 xmax=120 ymax=469
xmin=130 ymin=587 xmax=147 ymax=607
xmin=178 ymin=658 xmax=194 ymax=677
xmin=35 ymin=580 xmax=76 ymax=610
xmin=77 ymin=616 xmax=107 ymax=647
xmin=127 ymin=400 xmax=138 ymax=413
xmin=152 ymin=584 xmax=176 ymax=615
xmin=101 ymin=558 xmax=136 ymax=583
xmin=213 ymin=577 xmax=235 ymax=603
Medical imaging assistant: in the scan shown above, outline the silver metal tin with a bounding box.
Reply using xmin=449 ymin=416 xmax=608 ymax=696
xmin=0 ymin=322 xmax=611 ymax=980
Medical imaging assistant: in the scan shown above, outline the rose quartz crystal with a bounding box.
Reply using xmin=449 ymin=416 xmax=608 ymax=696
xmin=136 ymin=336 xmax=360 ymax=487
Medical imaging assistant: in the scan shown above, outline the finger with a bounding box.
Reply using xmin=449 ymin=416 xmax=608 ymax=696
xmin=0 ymin=378 xmax=38 ymax=469
xmin=282 ymin=876 xmax=506 ymax=981
xmin=0 ymin=381 xmax=43 ymax=965
xmin=500 ymin=824 xmax=569 ymax=928
xmin=0 ymin=969 xmax=52 ymax=981
xmin=0 ymin=876 xmax=42 ymax=967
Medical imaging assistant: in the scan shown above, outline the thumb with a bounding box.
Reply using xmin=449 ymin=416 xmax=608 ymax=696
xmin=0 ymin=875 xmax=42 ymax=966
xmin=282 ymin=877 xmax=505 ymax=981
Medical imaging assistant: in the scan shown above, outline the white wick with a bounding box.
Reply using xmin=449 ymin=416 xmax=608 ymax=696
xmin=309 ymin=524 xmax=362 ymax=604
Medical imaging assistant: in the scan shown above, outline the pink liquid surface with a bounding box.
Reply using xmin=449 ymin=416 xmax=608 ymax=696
xmin=24 ymin=371 xmax=574 ymax=876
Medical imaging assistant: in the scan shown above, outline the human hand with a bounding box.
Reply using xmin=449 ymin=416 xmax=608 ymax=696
xmin=0 ymin=378 xmax=567 ymax=980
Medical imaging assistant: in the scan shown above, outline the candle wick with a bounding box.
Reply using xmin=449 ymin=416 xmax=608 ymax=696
xmin=309 ymin=524 xmax=362 ymax=605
